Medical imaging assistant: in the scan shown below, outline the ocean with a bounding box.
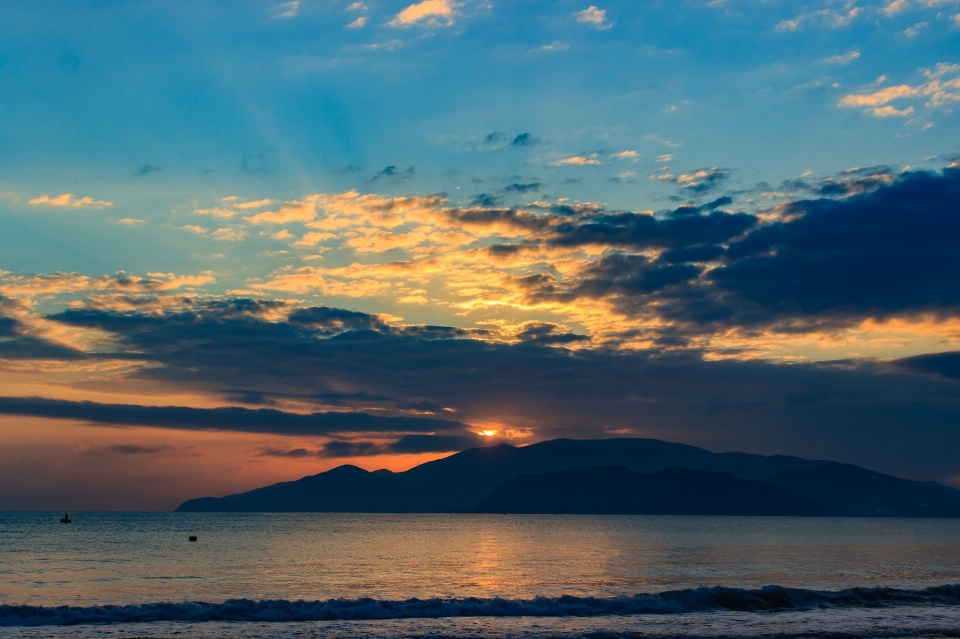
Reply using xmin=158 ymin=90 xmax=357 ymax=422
xmin=1 ymin=513 xmax=958 ymax=638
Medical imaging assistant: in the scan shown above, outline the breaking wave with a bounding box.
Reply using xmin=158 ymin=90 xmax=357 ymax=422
xmin=2 ymin=584 xmax=958 ymax=627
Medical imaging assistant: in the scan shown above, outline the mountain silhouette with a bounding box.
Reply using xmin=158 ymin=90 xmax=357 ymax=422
xmin=473 ymin=466 xmax=830 ymax=516
xmin=176 ymin=437 xmax=960 ymax=516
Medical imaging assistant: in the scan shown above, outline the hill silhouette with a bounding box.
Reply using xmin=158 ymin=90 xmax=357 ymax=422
xmin=176 ymin=437 xmax=960 ymax=516
xmin=473 ymin=466 xmax=830 ymax=516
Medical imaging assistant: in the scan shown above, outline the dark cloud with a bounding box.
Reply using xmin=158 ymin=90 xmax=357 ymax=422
xmin=220 ymin=391 xmax=278 ymax=406
xmin=520 ymin=169 xmax=960 ymax=332
xmin=547 ymin=206 xmax=755 ymax=250
xmin=396 ymin=399 xmax=451 ymax=413
xmin=258 ymin=447 xmax=316 ymax=458
xmin=0 ymin=396 xmax=467 ymax=436
xmin=470 ymin=193 xmax=499 ymax=207
xmin=371 ymin=165 xmax=416 ymax=183
xmin=713 ymin=168 xmax=960 ymax=321
xmin=485 ymin=132 xmax=506 ymax=144
xmin=108 ymin=444 xmax=171 ymax=455
xmin=135 ymin=164 xmax=163 ymax=176
xmin=0 ymin=307 xmax=93 ymax=361
xmin=513 ymin=322 xmax=590 ymax=346
xmin=815 ymin=167 xmax=895 ymax=197
xmin=511 ymin=133 xmax=540 ymax=147
xmin=503 ymin=182 xmax=541 ymax=193
xmin=321 ymin=434 xmax=485 ymax=457
xmin=19 ymin=298 xmax=959 ymax=482
xmin=893 ymin=351 xmax=960 ymax=381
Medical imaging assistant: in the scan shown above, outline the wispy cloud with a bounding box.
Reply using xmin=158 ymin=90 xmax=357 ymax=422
xmin=211 ymin=228 xmax=248 ymax=242
xmin=575 ymin=6 xmax=612 ymax=29
xmin=821 ymin=50 xmax=860 ymax=65
xmin=28 ymin=194 xmax=112 ymax=208
xmin=776 ymin=5 xmax=859 ymax=31
xmin=531 ymin=41 xmax=570 ymax=53
xmin=234 ymin=199 xmax=272 ymax=209
xmin=135 ymin=164 xmax=163 ymax=176
xmin=881 ymin=0 xmax=909 ymax=16
xmin=390 ymin=0 xmax=459 ymax=27
xmin=346 ymin=15 xmax=367 ymax=28
xmin=902 ymin=21 xmax=926 ymax=36
xmin=276 ymin=0 xmax=299 ymax=19
xmin=552 ymin=154 xmax=603 ymax=166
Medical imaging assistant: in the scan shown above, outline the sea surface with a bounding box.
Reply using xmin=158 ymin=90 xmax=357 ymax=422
xmin=1 ymin=513 xmax=958 ymax=638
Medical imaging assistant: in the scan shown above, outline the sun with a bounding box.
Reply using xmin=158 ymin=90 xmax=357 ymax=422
xmin=477 ymin=430 xmax=498 ymax=437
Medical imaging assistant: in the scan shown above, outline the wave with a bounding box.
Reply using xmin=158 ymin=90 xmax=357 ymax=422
xmin=2 ymin=584 xmax=958 ymax=627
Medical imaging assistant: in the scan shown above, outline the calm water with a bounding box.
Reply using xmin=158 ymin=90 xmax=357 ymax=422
xmin=1 ymin=513 xmax=959 ymax=637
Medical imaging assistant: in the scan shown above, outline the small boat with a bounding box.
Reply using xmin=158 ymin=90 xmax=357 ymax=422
xmin=60 ymin=513 xmax=72 ymax=523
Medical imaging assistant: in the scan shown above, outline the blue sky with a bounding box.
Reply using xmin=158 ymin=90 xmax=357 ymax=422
xmin=1 ymin=0 xmax=959 ymax=509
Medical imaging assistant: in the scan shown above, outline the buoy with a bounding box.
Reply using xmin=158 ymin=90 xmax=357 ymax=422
xmin=189 ymin=535 xmax=197 ymax=541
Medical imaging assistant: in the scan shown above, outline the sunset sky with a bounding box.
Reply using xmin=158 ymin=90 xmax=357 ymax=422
xmin=1 ymin=0 xmax=959 ymax=510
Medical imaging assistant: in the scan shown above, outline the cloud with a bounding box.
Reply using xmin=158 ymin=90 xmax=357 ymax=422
xmin=0 ymin=271 xmax=214 ymax=299
xmin=612 ymin=150 xmax=639 ymax=161
xmin=821 ymin=50 xmax=860 ymax=65
xmin=247 ymin=196 xmax=321 ymax=225
xmin=511 ymin=133 xmax=540 ymax=147
xmin=552 ymin=154 xmax=603 ymax=166
xmin=575 ymin=6 xmax=612 ymax=29
xmin=651 ymin=167 xmax=729 ymax=192
xmin=211 ymin=228 xmax=248 ymax=242
xmin=346 ymin=2 xmax=367 ymax=11
xmin=893 ymin=351 xmax=960 ymax=380
xmin=776 ymin=6 xmax=859 ymax=31
xmin=294 ymin=231 xmax=336 ymax=247
xmin=346 ymin=16 xmax=366 ymax=28
xmin=902 ymin=22 xmax=927 ymax=37
xmin=881 ymin=0 xmax=908 ymax=16
xmin=180 ymin=225 xmax=206 ymax=234
xmin=116 ymin=218 xmax=144 ymax=226
xmin=390 ymin=0 xmax=458 ymax=27
xmin=371 ymin=165 xmax=416 ymax=182
xmin=234 ymin=199 xmax=272 ymax=209
xmin=28 ymin=194 xmax=112 ymax=208
xmin=109 ymin=444 xmax=172 ymax=455
xmin=18 ymin=298 xmax=960 ymax=481
xmin=838 ymin=63 xmax=960 ymax=117
xmin=502 ymin=182 xmax=541 ymax=193
xmin=532 ymin=41 xmax=570 ymax=52
xmin=276 ymin=0 xmax=299 ymax=19
xmin=0 ymin=397 xmax=468 ymax=437
xmin=135 ymin=164 xmax=163 ymax=176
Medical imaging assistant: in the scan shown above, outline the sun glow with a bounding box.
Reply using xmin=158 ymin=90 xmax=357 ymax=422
xmin=477 ymin=430 xmax=498 ymax=437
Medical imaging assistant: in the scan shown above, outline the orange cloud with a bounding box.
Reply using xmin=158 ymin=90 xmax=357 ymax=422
xmin=29 ymin=193 xmax=112 ymax=208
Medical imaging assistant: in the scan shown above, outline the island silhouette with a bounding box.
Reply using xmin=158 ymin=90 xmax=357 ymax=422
xmin=176 ymin=437 xmax=960 ymax=516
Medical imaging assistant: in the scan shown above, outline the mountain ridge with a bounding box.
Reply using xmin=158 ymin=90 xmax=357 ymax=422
xmin=176 ymin=437 xmax=960 ymax=516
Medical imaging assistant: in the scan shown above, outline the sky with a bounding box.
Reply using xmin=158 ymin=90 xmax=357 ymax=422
xmin=1 ymin=0 xmax=959 ymax=510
